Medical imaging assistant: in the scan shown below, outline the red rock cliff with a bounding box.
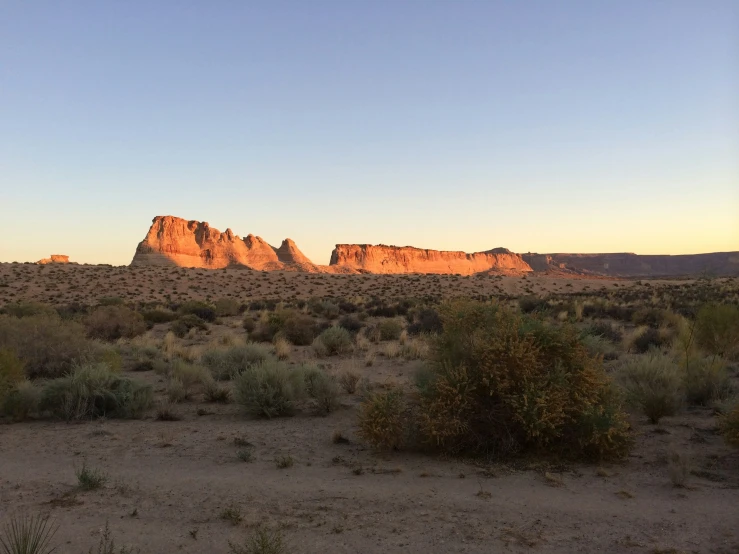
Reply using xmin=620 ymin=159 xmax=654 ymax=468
xmin=329 ymin=244 xmax=533 ymax=275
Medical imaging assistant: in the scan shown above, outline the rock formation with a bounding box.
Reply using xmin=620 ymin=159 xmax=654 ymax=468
xmin=329 ymin=245 xmax=533 ymax=275
xmin=130 ymin=216 xmax=322 ymax=271
xmin=37 ymin=255 xmax=71 ymax=265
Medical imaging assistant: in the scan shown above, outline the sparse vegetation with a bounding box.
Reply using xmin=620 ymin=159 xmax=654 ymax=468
xmin=0 ymin=514 xmax=58 ymax=554
xmin=228 ymin=526 xmax=287 ymax=554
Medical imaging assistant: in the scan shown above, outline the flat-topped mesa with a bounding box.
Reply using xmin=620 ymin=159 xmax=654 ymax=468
xmin=130 ymin=215 xmax=317 ymax=271
xmin=37 ymin=254 xmax=71 ymax=265
xmin=329 ymin=244 xmax=534 ymax=275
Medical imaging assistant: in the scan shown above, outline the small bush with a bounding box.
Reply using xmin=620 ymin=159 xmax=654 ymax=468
xmin=580 ymin=334 xmax=619 ymax=361
xmin=357 ymin=389 xmax=406 ymax=451
xmin=204 ymin=379 xmax=231 ymax=403
xmin=89 ymin=520 xmax=140 ymax=554
xmin=618 ymin=352 xmax=683 ymax=424
xmin=201 ymin=343 xmax=272 ymax=380
xmin=215 ymin=297 xmax=241 ymax=317
xmin=273 ymin=337 xmax=291 ymax=360
xmin=171 ymin=314 xmax=208 ymax=338
xmin=313 ymin=327 xmax=353 ymax=356
xmin=0 ymin=514 xmax=58 ymax=554
xmin=630 ymin=327 xmax=666 ymax=354
xmin=518 ymin=296 xmax=549 ymax=314
xmin=85 ymin=305 xmax=146 ymax=341
xmin=668 ymin=448 xmax=692 ymax=488
xmin=338 ymin=315 xmax=364 ymax=334
xmin=2 ymin=380 xmax=40 ymax=420
xmin=684 ymin=356 xmax=733 ymax=406
xmin=228 ymin=526 xmax=287 ymax=554
xmin=720 ymin=404 xmax=739 ymax=448
xmin=234 ymin=360 xmax=305 ymax=418
xmin=407 ymin=308 xmax=443 ymax=335
xmin=76 ymin=462 xmax=108 ymax=490
xmin=0 ymin=348 xmax=24 ymax=405
xmin=170 ymin=360 xmax=209 ymax=396
xmin=177 ymin=301 xmax=216 ymax=322
xmin=3 ymin=302 xmax=57 ymax=318
xmin=585 ymin=321 xmax=623 ymax=344
xmin=303 ymin=367 xmax=340 ymax=415
xmin=378 ymin=319 xmax=403 ymax=341
xmin=140 ymin=308 xmax=177 ymax=325
xmin=338 ymin=371 xmax=360 ymax=394
xmin=40 ymin=364 xmax=153 ymax=420
xmin=694 ymin=303 xmax=739 ymax=359
xmin=274 ymin=455 xmax=294 ymax=469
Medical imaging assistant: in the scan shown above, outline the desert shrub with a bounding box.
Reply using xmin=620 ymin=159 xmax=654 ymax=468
xmin=140 ymin=308 xmax=177 ymax=325
xmin=303 ymin=366 xmax=339 ymax=415
xmin=338 ymin=315 xmax=364 ymax=334
xmin=228 ymin=526 xmax=287 ymax=554
xmin=201 ymin=343 xmax=272 ymax=380
xmin=0 ymin=347 xmax=24 ymax=405
xmin=378 ymin=318 xmax=403 ymax=341
xmin=632 ymin=308 xmax=671 ymax=328
xmin=55 ymin=302 xmax=90 ymax=321
xmin=242 ymin=316 xmax=256 ymax=333
xmin=580 ymin=334 xmax=619 ymax=361
xmin=3 ymin=301 xmax=57 ymax=318
xmin=215 ymin=297 xmax=241 ymax=317
xmin=721 ymin=404 xmax=739 ymax=448
xmin=98 ymin=296 xmax=125 ymax=306
xmin=313 ymin=326 xmax=353 ymax=356
xmin=414 ymin=301 xmax=631 ymax=460
xmin=518 ymin=296 xmax=549 ymax=314
xmin=280 ymin=313 xmax=317 ymax=345
xmin=39 ymin=363 xmax=153 ymax=420
xmin=0 ymin=314 xmax=105 ymax=379
xmin=683 ymin=356 xmax=733 ymax=406
xmin=585 ymin=321 xmax=623 ymax=344
xmin=234 ymin=360 xmax=306 ymax=418
xmin=2 ymin=380 xmax=41 ymax=420
xmin=338 ymin=370 xmax=360 ymax=394
xmin=631 ymin=327 xmax=666 ymax=354
xmin=166 ymin=377 xmax=187 ymax=403
xmin=171 ymin=314 xmax=208 ymax=338
xmin=76 ymin=461 xmax=108 ymax=490
xmin=0 ymin=513 xmax=58 ymax=554
xmin=407 ymin=308 xmax=443 ymax=336
xmin=357 ymin=389 xmax=407 ymax=451
xmin=204 ymin=379 xmax=231 ymax=403
xmin=177 ymin=301 xmax=216 ymax=322
xmin=617 ymin=352 xmax=683 ymax=424
xmin=85 ymin=305 xmax=146 ymax=341
xmin=273 ymin=337 xmax=291 ymax=360
xmin=170 ymin=360 xmax=209 ymax=397
xmin=694 ymin=303 xmax=739 ymax=358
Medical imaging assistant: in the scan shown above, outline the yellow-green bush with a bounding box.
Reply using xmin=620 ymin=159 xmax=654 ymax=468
xmin=617 ymin=352 xmax=683 ymax=424
xmin=357 ymin=389 xmax=407 ymax=451
xmin=694 ymin=303 xmax=739 ymax=359
xmin=415 ymin=301 xmax=631 ymax=460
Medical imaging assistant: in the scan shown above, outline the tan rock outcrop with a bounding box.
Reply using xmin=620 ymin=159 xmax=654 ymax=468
xmin=329 ymin=244 xmax=533 ymax=275
xmin=37 ymin=255 xmax=70 ymax=265
xmin=130 ymin=216 xmax=320 ymax=271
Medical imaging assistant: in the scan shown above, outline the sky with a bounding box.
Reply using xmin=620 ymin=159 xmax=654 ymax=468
xmin=1 ymin=0 xmax=737 ymax=266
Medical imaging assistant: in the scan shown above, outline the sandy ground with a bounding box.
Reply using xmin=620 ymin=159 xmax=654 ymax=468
xmin=2 ymin=342 xmax=738 ymax=554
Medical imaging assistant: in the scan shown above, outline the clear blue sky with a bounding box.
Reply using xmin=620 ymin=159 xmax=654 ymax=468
xmin=1 ymin=0 xmax=737 ymax=265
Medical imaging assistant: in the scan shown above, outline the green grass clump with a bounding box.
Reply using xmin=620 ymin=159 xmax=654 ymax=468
xmin=40 ymin=364 xmax=153 ymax=421
xmin=234 ymin=360 xmax=305 ymax=418
xmin=228 ymin=526 xmax=287 ymax=554
xmin=76 ymin=462 xmax=108 ymax=490
xmin=0 ymin=514 xmax=58 ymax=554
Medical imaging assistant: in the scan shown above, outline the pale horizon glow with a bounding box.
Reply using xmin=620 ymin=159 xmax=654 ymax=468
xmin=1 ymin=1 xmax=737 ymax=266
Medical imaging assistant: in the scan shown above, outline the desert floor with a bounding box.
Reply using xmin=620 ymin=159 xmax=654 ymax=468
xmin=1 ymin=265 xmax=738 ymax=554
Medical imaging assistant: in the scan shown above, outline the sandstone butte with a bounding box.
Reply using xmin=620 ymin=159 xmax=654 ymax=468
xmin=130 ymin=215 xmax=739 ymax=277
xmin=37 ymin=255 xmax=71 ymax=265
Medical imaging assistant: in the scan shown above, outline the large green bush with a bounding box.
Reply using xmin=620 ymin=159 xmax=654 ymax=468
xmin=40 ymin=363 xmax=153 ymax=420
xmin=362 ymin=301 xmax=631 ymax=460
xmin=617 ymin=352 xmax=683 ymax=424
xmin=234 ymin=360 xmax=306 ymax=418
xmin=312 ymin=326 xmax=353 ymax=356
xmin=85 ymin=305 xmax=147 ymax=341
xmin=0 ymin=314 xmax=109 ymax=379
xmin=694 ymin=303 xmax=739 ymax=359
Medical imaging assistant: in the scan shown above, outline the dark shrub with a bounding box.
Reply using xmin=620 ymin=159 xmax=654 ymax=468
xmin=518 ymin=296 xmax=549 ymax=314
xmin=585 ymin=321 xmax=623 ymax=344
xmin=3 ymin=302 xmax=57 ymax=318
xmin=85 ymin=305 xmax=147 ymax=341
xmin=407 ymin=308 xmax=443 ymax=335
xmin=215 ymin=297 xmax=240 ymax=317
xmin=171 ymin=314 xmax=208 ymax=338
xmin=141 ymin=308 xmax=177 ymax=325
xmin=177 ymin=301 xmax=216 ymax=322
xmin=631 ymin=328 xmax=665 ymax=354
xmin=338 ymin=315 xmax=364 ymax=334
xmin=694 ymin=303 xmax=739 ymax=359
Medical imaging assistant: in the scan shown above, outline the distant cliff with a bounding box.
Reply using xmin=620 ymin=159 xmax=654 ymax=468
xmin=329 ymin=244 xmax=533 ymax=275
xmin=522 ymin=252 xmax=739 ymax=277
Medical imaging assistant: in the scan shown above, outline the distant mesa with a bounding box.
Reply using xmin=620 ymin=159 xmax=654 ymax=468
xmin=130 ymin=215 xmax=739 ymax=277
xmin=37 ymin=254 xmax=71 ymax=265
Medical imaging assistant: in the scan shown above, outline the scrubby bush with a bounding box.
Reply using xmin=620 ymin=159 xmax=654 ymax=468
xmin=201 ymin=343 xmax=272 ymax=380
xmin=40 ymin=363 xmax=153 ymax=420
xmin=358 ymin=389 xmax=407 ymax=451
xmin=2 ymin=380 xmax=40 ymax=420
xmin=413 ymin=301 xmax=632 ymax=459
xmin=251 ymin=309 xmax=316 ymax=345
xmin=694 ymin=303 xmax=739 ymax=359
xmin=169 ymin=359 xmax=210 ymax=397
xmin=215 ymin=297 xmax=241 ymax=317
xmin=518 ymin=296 xmax=549 ymax=314
xmin=85 ymin=305 xmax=146 ymax=341
xmin=338 ymin=315 xmax=364 ymax=334
xmin=580 ymin=334 xmax=620 ymax=361
xmin=0 ymin=314 xmax=107 ymax=379
xmin=339 ymin=370 xmax=360 ymax=394
xmin=0 ymin=347 xmax=24 ymax=405
xmin=313 ymin=326 xmax=353 ymax=356
xmin=234 ymin=360 xmax=305 ymax=418
xmin=171 ymin=314 xmax=208 ymax=338
xmin=684 ymin=356 xmax=733 ymax=406
xmin=140 ymin=308 xmax=177 ymax=325
xmin=177 ymin=300 xmax=216 ymax=322
xmin=3 ymin=301 xmax=57 ymax=318
xmin=721 ymin=404 xmax=739 ymax=448
xmin=585 ymin=321 xmax=623 ymax=344
xmin=378 ymin=318 xmax=403 ymax=341
xmin=303 ymin=366 xmax=340 ymax=415
xmin=630 ymin=327 xmax=667 ymax=354
xmin=407 ymin=308 xmax=443 ymax=336
xmin=618 ymin=352 xmax=683 ymax=423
